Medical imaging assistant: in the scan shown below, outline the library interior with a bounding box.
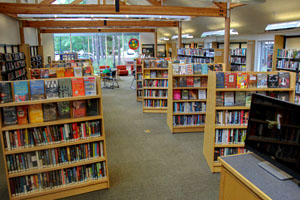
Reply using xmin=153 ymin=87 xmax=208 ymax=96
xmin=0 ymin=0 xmax=300 ymax=200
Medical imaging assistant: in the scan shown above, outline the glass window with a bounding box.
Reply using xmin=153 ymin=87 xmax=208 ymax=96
xmin=257 ymin=41 xmax=274 ymax=72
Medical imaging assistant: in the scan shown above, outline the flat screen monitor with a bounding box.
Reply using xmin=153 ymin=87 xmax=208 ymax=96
xmin=246 ymin=93 xmax=300 ymax=181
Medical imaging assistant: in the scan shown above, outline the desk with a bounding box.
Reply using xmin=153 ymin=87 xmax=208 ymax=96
xmin=219 ymin=153 xmax=300 ymax=200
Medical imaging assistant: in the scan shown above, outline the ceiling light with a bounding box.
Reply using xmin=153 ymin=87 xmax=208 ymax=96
xmin=171 ymin=34 xmax=194 ymax=40
xmin=160 ymin=37 xmax=170 ymax=41
xmin=265 ymin=21 xmax=300 ymax=31
xmin=201 ymin=29 xmax=238 ymax=37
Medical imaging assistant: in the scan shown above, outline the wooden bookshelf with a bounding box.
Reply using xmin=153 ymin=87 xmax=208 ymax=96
xmin=203 ymin=71 xmax=296 ymax=173
xmin=29 ymin=45 xmax=44 ymax=69
xmin=0 ymin=76 xmax=110 ymax=200
xmin=230 ymin=48 xmax=247 ymax=71
xmin=167 ymin=63 xmax=224 ymax=133
xmin=136 ymin=58 xmax=143 ymax=102
xmin=142 ymin=60 xmax=168 ymax=113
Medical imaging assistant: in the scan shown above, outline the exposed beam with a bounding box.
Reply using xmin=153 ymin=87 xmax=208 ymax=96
xmin=40 ymin=0 xmax=56 ymax=4
xmin=19 ymin=21 xmax=25 ymax=44
xmin=213 ymin=2 xmax=226 ymax=9
xmin=0 ymin=3 xmax=226 ymax=17
xmin=22 ymin=20 xmax=179 ymax=28
xmin=230 ymin=3 xmax=245 ymax=8
xmin=147 ymin=0 xmax=161 ymax=6
xmin=71 ymin=0 xmax=83 ymax=4
xmin=40 ymin=28 xmax=155 ymax=33
xmin=6 ymin=14 xmax=18 ymax=20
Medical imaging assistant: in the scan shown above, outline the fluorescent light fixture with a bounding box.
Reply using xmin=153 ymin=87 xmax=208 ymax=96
xmin=265 ymin=20 xmax=300 ymax=31
xmin=160 ymin=37 xmax=170 ymax=41
xmin=171 ymin=34 xmax=194 ymax=40
xmin=201 ymin=29 xmax=239 ymax=37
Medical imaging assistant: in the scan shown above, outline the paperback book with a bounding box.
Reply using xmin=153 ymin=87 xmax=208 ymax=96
xmin=16 ymin=106 xmax=28 ymax=125
xmin=13 ymin=81 xmax=29 ymax=102
xmin=58 ymin=78 xmax=72 ymax=98
xmin=84 ymin=77 xmax=97 ymax=96
xmin=72 ymin=100 xmax=86 ymax=118
xmin=2 ymin=107 xmax=17 ymax=125
xmin=86 ymin=99 xmax=99 ymax=116
xmin=45 ymin=80 xmax=59 ymax=99
xmin=30 ymin=80 xmax=45 ymax=100
xmin=43 ymin=103 xmax=57 ymax=122
xmin=278 ymin=72 xmax=290 ymax=88
xmin=72 ymin=78 xmax=85 ymax=96
xmin=267 ymin=74 xmax=279 ymax=88
xmin=29 ymin=104 xmax=43 ymax=123
xmin=57 ymin=101 xmax=71 ymax=119
xmin=0 ymin=82 xmax=13 ymax=103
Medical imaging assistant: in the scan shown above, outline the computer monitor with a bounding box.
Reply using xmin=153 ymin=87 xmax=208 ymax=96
xmin=245 ymin=93 xmax=300 ymax=181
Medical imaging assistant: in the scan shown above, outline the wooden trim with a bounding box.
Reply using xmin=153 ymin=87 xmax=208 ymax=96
xmin=71 ymin=0 xmax=83 ymax=4
xmin=0 ymin=3 xmax=227 ymax=17
xmin=178 ymin=21 xmax=182 ymax=49
xmin=19 ymin=21 xmax=25 ymax=44
xmin=147 ymin=0 xmax=161 ymax=6
xmin=213 ymin=2 xmax=226 ymax=9
xmin=40 ymin=28 xmax=155 ymax=33
xmin=39 ymin=0 xmax=56 ymax=4
xmin=37 ymin=28 xmax=42 ymax=45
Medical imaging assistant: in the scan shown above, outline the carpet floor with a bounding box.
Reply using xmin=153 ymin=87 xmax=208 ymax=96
xmin=0 ymin=76 xmax=220 ymax=200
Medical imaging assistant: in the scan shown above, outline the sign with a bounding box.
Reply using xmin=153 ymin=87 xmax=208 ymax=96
xmin=128 ymin=38 xmax=139 ymax=50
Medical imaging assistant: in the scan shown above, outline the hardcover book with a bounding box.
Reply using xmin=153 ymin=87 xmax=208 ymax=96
xmin=84 ymin=77 xmax=97 ymax=96
xmin=64 ymin=68 xmax=74 ymax=77
xmin=216 ymin=72 xmax=225 ymax=88
xmin=186 ymin=77 xmax=194 ymax=87
xmin=0 ymin=82 xmax=13 ymax=103
xmin=257 ymin=74 xmax=268 ymax=88
xmin=13 ymin=81 xmax=29 ymax=102
xmin=40 ymin=69 xmax=49 ymax=79
xmin=194 ymin=77 xmax=201 ymax=87
xmin=30 ymin=80 xmax=45 ymax=100
xmin=16 ymin=106 xmax=28 ymax=125
xmin=237 ymin=73 xmax=248 ymax=88
xmin=198 ymin=90 xmax=206 ymax=99
xmin=248 ymin=74 xmax=257 ymax=88
xmin=74 ymin=67 xmax=83 ymax=77
xmin=235 ymin=91 xmax=246 ymax=106
xmin=86 ymin=99 xmax=99 ymax=116
xmin=278 ymin=72 xmax=290 ymax=88
xmin=43 ymin=103 xmax=57 ymax=122
xmin=173 ymin=89 xmax=181 ymax=100
xmin=181 ymin=90 xmax=189 ymax=100
xmin=45 ymin=80 xmax=59 ymax=99
xmin=188 ymin=90 xmax=197 ymax=100
xmin=58 ymin=78 xmax=72 ymax=98
xmin=224 ymin=92 xmax=234 ymax=106
xmin=267 ymin=74 xmax=279 ymax=88
xmin=57 ymin=101 xmax=70 ymax=119
xmin=225 ymin=72 xmax=236 ymax=88
xmin=29 ymin=104 xmax=43 ymax=123
xmin=56 ymin=68 xmax=65 ymax=78
xmin=172 ymin=64 xmax=179 ymax=74
xmin=49 ymin=69 xmax=57 ymax=78
xmin=72 ymin=78 xmax=85 ymax=96
xmin=72 ymin=100 xmax=86 ymax=118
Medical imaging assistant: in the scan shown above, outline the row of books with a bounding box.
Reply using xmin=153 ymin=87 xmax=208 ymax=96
xmin=137 ymin=74 xmax=142 ymax=81
xmin=137 ymin=82 xmax=142 ymax=89
xmin=177 ymin=56 xmax=214 ymax=64
xmin=230 ymin=65 xmax=246 ymax=72
xmin=4 ymin=68 xmax=27 ymax=81
xmin=216 ymin=72 xmax=290 ymax=88
xmin=137 ymin=90 xmax=143 ymax=97
xmin=0 ymin=52 xmax=25 ymax=62
xmin=31 ymin=55 xmax=43 ymax=69
xmin=31 ymin=66 xmax=93 ymax=79
xmin=173 ymin=115 xmax=205 ymax=126
xmin=3 ymin=121 xmax=102 ymax=151
xmin=173 ymin=102 xmax=206 ymax=113
xmin=215 ymin=129 xmax=247 ymax=144
xmin=216 ymin=91 xmax=289 ymax=107
xmin=174 ymin=77 xmax=208 ymax=87
xmin=144 ymin=99 xmax=167 ymax=108
xmin=231 ymin=57 xmax=246 ymax=64
xmin=173 ymin=89 xmax=206 ymax=100
xmin=0 ymin=77 xmax=97 ymax=103
xmin=6 ymin=141 xmax=104 ymax=173
xmin=9 ymin=162 xmax=106 ymax=196
xmin=177 ymin=48 xmax=214 ymax=57
xmin=144 ymin=71 xmax=168 ymax=79
xmin=231 ymin=48 xmax=247 ymax=56
xmin=277 ymin=49 xmax=300 ymax=59
xmin=2 ymin=59 xmax=26 ymax=73
xmin=173 ymin=63 xmax=206 ymax=75
xmin=144 ymin=80 xmax=168 ymax=88
xmin=48 ymin=60 xmax=91 ymax=68
xmin=2 ymin=99 xmax=99 ymax=126
xmin=144 ymin=89 xmax=167 ymax=98
xmin=296 ymin=83 xmax=300 ymax=94
xmin=277 ymin=60 xmax=299 ymax=70
xmin=216 ymin=110 xmax=249 ymax=126
xmin=144 ymin=60 xmax=168 ymax=68
xmin=214 ymin=147 xmax=246 ymax=161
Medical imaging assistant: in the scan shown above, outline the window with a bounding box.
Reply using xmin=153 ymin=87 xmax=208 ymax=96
xmin=257 ymin=41 xmax=274 ymax=72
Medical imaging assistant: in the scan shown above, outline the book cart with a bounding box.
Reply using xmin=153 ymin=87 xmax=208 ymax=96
xmin=203 ymin=71 xmax=296 ymax=173
xmin=142 ymin=59 xmax=169 ymax=113
xmin=0 ymin=76 xmax=110 ymax=199
xmin=167 ymin=63 xmax=224 ymax=133
xmin=136 ymin=58 xmax=143 ymax=102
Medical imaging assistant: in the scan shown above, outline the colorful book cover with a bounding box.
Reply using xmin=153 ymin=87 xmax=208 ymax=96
xmin=278 ymin=72 xmax=290 ymax=88
xmin=179 ymin=77 xmax=187 ymax=87
xmin=216 ymin=92 xmax=224 ymax=106
xmin=86 ymin=99 xmax=99 ymax=116
xmin=201 ymin=64 xmax=208 ymax=75
xmin=188 ymin=90 xmax=197 ymax=99
xmin=194 ymin=77 xmax=201 ymax=87
xmin=186 ymin=64 xmax=193 ymax=75
xmin=235 ymin=92 xmax=246 ymax=106
xmin=236 ymin=73 xmax=248 ymax=88
xmin=2 ymin=107 xmax=17 ymax=125
xmin=71 ymin=78 xmax=85 ymax=96
xmin=173 ymin=89 xmax=181 ymax=100
xmin=198 ymin=90 xmax=206 ymax=99
xmin=225 ymin=72 xmax=236 ymax=88
xmin=216 ymin=72 xmax=225 ymax=88
xmin=30 ymin=80 xmax=45 ymax=100
xmin=150 ymin=71 xmax=157 ymax=78
xmin=248 ymin=74 xmax=257 ymax=88
xmin=201 ymin=77 xmax=208 ymax=87
xmin=13 ymin=81 xmax=29 ymax=102
xmin=43 ymin=103 xmax=57 ymax=122
xmin=193 ymin=64 xmax=201 ymax=74
xmin=145 ymin=71 xmax=150 ymax=78
xmin=84 ymin=77 xmax=97 ymax=96
xmin=40 ymin=69 xmax=49 ymax=79
xmin=224 ymin=92 xmax=234 ymax=106
xmin=181 ymin=90 xmax=189 ymax=100
xmin=245 ymin=92 xmax=254 ymax=107
xmin=49 ymin=69 xmax=57 ymax=78
xmin=56 ymin=68 xmax=65 ymax=78
xmin=57 ymin=101 xmax=71 ymax=119
xmin=257 ymin=74 xmax=268 ymax=88
xmin=45 ymin=80 xmax=59 ymax=99
xmin=186 ymin=77 xmax=194 ymax=87
xmin=72 ymin=100 xmax=86 ymax=118
xmin=74 ymin=67 xmax=83 ymax=77
xmin=64 ymin=68 xmax=74 ymax=77
xmin=29 ymin=104 xmax=43 ymax=123
xmin=58 ymin=78 xmax=72 ymax=98
xmin=31 ymin=69 xmax=40 ymax=79
xmin=83 ymin=66 xmax=92 ymax=76
xmin=17 ymin=106 xmax=28 ymax=125
xmin=0 ymin=82 xmax=13 ymax=103
xmin=162 ymin=71 xmax=168 ymax=78
xmin=267 ymin=74 xmax=279 ymax=88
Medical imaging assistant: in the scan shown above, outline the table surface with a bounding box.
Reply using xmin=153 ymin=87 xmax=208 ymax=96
xmin=220 ymin=153 xmax=300 ymax=200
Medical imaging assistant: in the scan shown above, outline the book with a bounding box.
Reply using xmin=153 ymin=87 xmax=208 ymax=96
xmin=181 ymin=90 xmax=189 ymax=100
xmin=224 ymin=92 xmax=234 ymax=106
xmin=74 ymin=67 xmax=83 ymax=77
xmin=245 ymin=92 xmax=254 ymax=107
xmin=248 ymin=74 xmax=257 ymax=88
xmin=57 ymin=101 xmax=71 ymax=119
xmin=145 ymin=71 xmax=150 ymax=78
xmin=201 ymin=64 xmax=208 ymax=74
xmin=235 ymin=92 xmax=246 ymax=106
xmin=84 ymin=77 xmax=97 ymax=96
xmin=31 ymin=69 xmax=40 ymax=79
xmin=267 ymin=74 xmax=279 ymax=88
xmin=13 ymin=81 xmax=29 ymax=102
xmin=86 ymin=99 xmax=99 ymax=116
xmin=72 ymin=78 xmax=85 ymax=96
xmin=72 ymin=100 xmax=86 ymax=118
xmin=194 ymin=77 xmax=201 ymax=87
xmin=0 ymin=82 xmax=13 ymax=103
xmin=56 ymin=68 xmax=65 ymax=77
xmin=162 ymin=71 xmax=168 ymax=78
xmin=189 ymin=90 xmax=197 ymax=99
xmin=278 ymin=92 xmax=289 ymax=102
xmin=216 ymin=92 xmax=224 ymax=106
xmin=186 ymin=77 xmax=194 ymax=87
xmin=257 ymin=74 xmax=268 ymax=88
xmin=193 ymin=64 xmax=201 ymax=74
xmin=173 ymin=89 xmax=181 ymax=100
xmin=64 ymin=68 xmax=74 ymax=77
xmin=179 ymin=77 xmax=187 ymax=87
xmin=150 ymin=71 xmax=156 ymax=78
xmin=186 ymin=64 xmax=193 ymax=74
xmin=30 ymin=80 xmax=45 ymax=100
xmin=2 ymin=107 xmax=17 ymax=125
xmin=225 ymin=73 xmax=236 ymax=88
xmin=16 ymin=106 xmax=28 ymax=125
xmin=201 ymin=77 xmax=208 ymax=87
xmin=83 ymin=66 xmax=92 ymax=76
xmin=237 ymin=73 xmax=248 ymax=88
xmin=43 ymin=103 xmax=57 ymax=122
xmin=216 ymin=72 xmax=225 ymax=88
xmin=278 ymin=72 xmax=290 ymax=88
xmin=45 ymin=80 xmax=59 ymax=99
xmin=49 ymin=69 xmax=57 ymax=78
xmin=40 ymin=69 xmax=49 ymax=78
xmin=29 ymin=104 xmax=43 ymax=123
xmin=198 ymin=90 xmax=206 ymax=99
xmin=58 ymin=78 xmax=72 ymax=98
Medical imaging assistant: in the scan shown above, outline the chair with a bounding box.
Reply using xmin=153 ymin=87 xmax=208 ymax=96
xmin=102 ymin=70 xmax=119 ymax=89
xmin=116 ymin=65 xmax=129 ymax=76
xmin=99 ymin=65 xmax=110 ymax=72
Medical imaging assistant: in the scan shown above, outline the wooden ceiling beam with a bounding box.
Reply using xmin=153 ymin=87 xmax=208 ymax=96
xmin=213 ymin=2 xmax=226 ymax=9
xmin=147 ymin=0 xmax=161 ymax=6
xmin=40 ymin=0 xmax=56 ymax=4
xmin=230 ymin=3 xmax=245 ymax=9
xmin=40 ymin=28 xmax=155 ymax=33
xmin=0 ymin=3 xmax=226 ymax=17
xmin=71 ymin=0 xmax=83 ymax=4
xmin=22 ymin=20 xmax=178 ymax=28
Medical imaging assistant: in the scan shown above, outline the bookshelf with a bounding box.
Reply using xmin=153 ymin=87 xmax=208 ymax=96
xmin=30 ymin=45 xmax=44 ymax=69
xmin=136 ymin=58 xmax=143 ymax=102
xmin=142 ymin=60 xmax=169 ymax=113
xmin=167 ymin=62 xmax=224 ymax=133
xmin=230 ymin=48 xmax=247 ymax=71
xmin=0 ymin=76 xmax=110 ymax=199
xmin=203 ymin=71 xmax=296 ymax=173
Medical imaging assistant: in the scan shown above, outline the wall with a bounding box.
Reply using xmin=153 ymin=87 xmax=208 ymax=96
xmin=140 ymin=32 xmax=155 ymax=45
xmin=24 ymin=28 xmax=38 ymax=46
xmin=0 ymin=14 xmax=20 ymax=45
xmin=286 ymin=37 xmax=300 ymax=49
xmin=41 ymin=34 xmax=55 ymax=64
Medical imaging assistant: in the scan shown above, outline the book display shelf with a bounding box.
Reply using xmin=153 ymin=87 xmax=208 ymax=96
xmin=56 ymin=53 xmax=78 ymax=61
xmin=177 ymin=48 xmax=215 ymax=63
xmin=143 ymin=59 xmax=169 ymax=113
xmin=30 ymin=46 xmax=43 ymax=69
xmin=167 ymin=62 xmax=224 ymax=133
xmin=0 ymin=76 xmax=110 ymax=199
xmin=230 ymin=48 xmax=247 ymax=71
xmin=203 ymin=71 xmax=296 ymax=173
xmin=136 ymin=58 xmax=143 ymax=102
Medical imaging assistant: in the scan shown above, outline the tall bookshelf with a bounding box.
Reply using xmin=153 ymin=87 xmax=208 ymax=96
xmin=203 ymin=71 xmax=296 ymax=173
xmin=177 ymin=48 xmax=215 ymax=63
xmin=136 ymin=58 xmax=143 ymax=102
xmin=167 ymin=63 xmax=224 ymax=133
xmin=30 ymin=45 xmax=44 ymax=69
xmin=143 ymin=60 xmax=168 ymax=113
xmin=0 ymin=76 xmax=110 ymax=199
xmin=230 ymin=48 xmax=247 ymax=71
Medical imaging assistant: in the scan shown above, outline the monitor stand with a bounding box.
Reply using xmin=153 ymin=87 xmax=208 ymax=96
xmin=258 ymin=161 xmax=293 ymax=181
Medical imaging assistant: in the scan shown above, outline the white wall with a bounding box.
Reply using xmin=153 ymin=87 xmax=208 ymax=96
xmin=41 ymin=34 xmax=55 ymax=64
xmin=24 ymin=28 xmax=38 ymax=46
xmin=140 ymin=33 xmax=155 ymax=45
xmin=0 ymin=14 xmax=20 ymax=45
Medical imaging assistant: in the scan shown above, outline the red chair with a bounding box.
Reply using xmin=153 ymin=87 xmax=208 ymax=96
xmin=99 ymin=65 xmax=110 ymax=71
xmin=116 ymin=65 xmax=129 ymax=76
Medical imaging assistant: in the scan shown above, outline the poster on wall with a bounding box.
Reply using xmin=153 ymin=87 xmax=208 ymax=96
xmin=128 ymin=38 xmax=139 ymax=50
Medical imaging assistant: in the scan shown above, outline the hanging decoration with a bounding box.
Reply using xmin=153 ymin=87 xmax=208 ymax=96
xmin=128 ymin=38 xmax=139 ymax=50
